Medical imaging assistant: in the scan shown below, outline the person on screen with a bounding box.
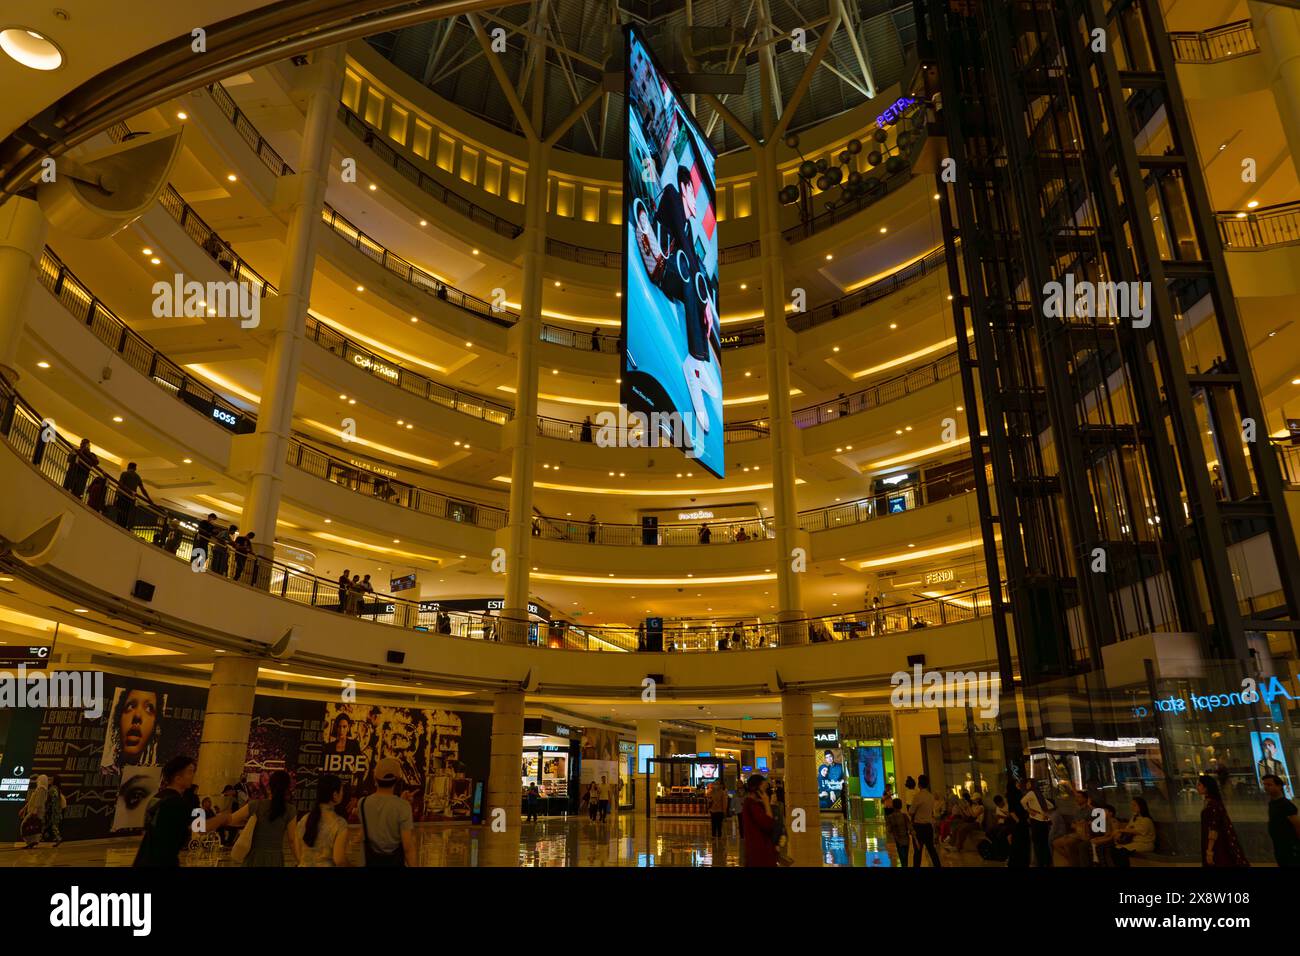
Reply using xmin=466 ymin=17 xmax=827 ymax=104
xmin=101 ymin=687 xmax=162 ymax=770
xmin=636 ymin=165 xmax=720 ymax=433
xmin=1257 ymin=736 xmax=1291 ymax=795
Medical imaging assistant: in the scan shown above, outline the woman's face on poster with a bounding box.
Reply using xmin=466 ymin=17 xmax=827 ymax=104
xmin=119 ymin=690 xmax=158 ymax=760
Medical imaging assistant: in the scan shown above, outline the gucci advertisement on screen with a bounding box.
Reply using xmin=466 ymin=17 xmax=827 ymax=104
xmin=622 ymin=26 xmax=724 ymax=478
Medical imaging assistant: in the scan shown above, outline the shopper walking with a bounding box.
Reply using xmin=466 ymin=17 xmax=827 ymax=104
xmin=135 ymin=755 xmax=231 ymax=867
xmin=1263 ymin=774 xmax=1300 ymax=867
xmin=886 ymin=796 xmax=914 ymax=866
xmin=227 ymin=768 xmax=300 ymax=866
xmin=909 ymin=774 xmax=941 ymax=867
xmin=741 ymin=775 xmax=778 ymax=868
xmin=596 ymin=775 xmax=612 ymax=822
xmin=358 ymin=758 xmax=416 ymax=867
xmin=1199 ymin=774 xmax=1248 ymax=867
xmin=1021 ymin=778 xmax=1055 ymax=866
xmin=43 ymin=775 xmax=67 ymax=846
xmin=708 ymin=779 xmax=728 ymax=839
xmin=18 ymin=776 xmax=48 ymax=849
xmin=62 ymin=438 xmax=98 ymax=497
xmin=297 ymin=774 xmax=350 ymax=867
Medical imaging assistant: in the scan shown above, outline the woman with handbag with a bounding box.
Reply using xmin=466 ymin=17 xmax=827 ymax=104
xmin=18 ymin=776 xmax=48 ymax=849
xmin=228 ymin=769 xmax=301 ymax=866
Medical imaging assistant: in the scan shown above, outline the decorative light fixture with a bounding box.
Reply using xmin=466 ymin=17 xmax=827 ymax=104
xmin=0 ymin=29 xmax=64 ymax=70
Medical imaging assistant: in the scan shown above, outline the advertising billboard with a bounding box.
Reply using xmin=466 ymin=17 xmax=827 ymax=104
xmin=623 ymin=26 xmax=723 ymax=478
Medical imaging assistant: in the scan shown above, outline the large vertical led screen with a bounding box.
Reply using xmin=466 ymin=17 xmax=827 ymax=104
xmin=623 ymin=27 xmax=724 ymax=478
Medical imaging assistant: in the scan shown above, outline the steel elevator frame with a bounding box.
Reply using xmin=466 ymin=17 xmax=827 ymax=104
xmin=915 ymin=0 xmax=1300 ymax=766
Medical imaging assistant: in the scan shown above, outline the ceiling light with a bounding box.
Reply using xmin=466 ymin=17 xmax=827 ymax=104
xmin=1247 ymin=200 xmax=1259 ymax=209
xmin=411 ymin=316 xmax=419 ymax=323
xmin=142 ymin=248 xmax=153 ymax=256
xmin=227 ymin=174 xmax=237 ymax=182
xmin=825 ymin=254 xmax=833 ymax=261
xmin=880 ymin=227 xmax=887 ymax=233
xmin=740 ymin=283 xmax=748 ymax=290
xmin=933 ymin=193 xmax=940 ymax=200
xmin=150 ymin=257 xmax=161 ymax=265
xmin=112 ymin=415 xmax=124 ymax=423
xmin=832 ymin=346 xmax=840 ymax=352
xmin=177 ymin=111 xmax=188 ymax=120
xmin=73 ymin=608 xmax=89 ymax=614
xmin=464 ymin=341 xmax=472 ymax=347
xmin=406 ymin=423 xmax=413 ymax=429
xmin=369 ymin=184 xmax=377 ymax=191
xmin=355 ymin=285 xmax=364 ymax=292
xmin=324 ymin=518 xmax=331 ymax=523
xmin=459 ymin=554 xmax=466 ymax=559
xmin=0 ymin=29 xmax=64 ymax=70
xmin=616 ymin=291 xmax=622 ymax=298
xmin=889 ymin=323 xmax=897 ymax=329
xmin=348 ymin=399 xmax=356 ymax=404
xmin=1292 ymin=378 xmax=1300 ymax=386
xmin=339 ymin=394 xmax=347 ymax=400
xmin=554 ymin=280 xmax=561 ymax=287
xmin=472 ymin=248 xmax=480 ymax=255
xmin=397 ymin=420 xmax=404 ymax=425
xmin=182 ymin=458 xmax=192 ymax=464
xmin=393 ymin=539 xmax=400 ymax=543
xmin=419 ymin=220 xmax=427 ymax=226
xmin=36 ymin=361 xmax=50 ymax=369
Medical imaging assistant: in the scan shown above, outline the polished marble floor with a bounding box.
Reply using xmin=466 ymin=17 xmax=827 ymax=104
xmin=1 ymin=813 xmax=1006 ymax=868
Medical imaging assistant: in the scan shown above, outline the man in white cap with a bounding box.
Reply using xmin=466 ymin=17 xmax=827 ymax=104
xmin=358 ymin=757 xmax=415 ymax=867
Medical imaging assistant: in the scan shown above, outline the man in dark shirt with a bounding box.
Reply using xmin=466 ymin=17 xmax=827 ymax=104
xmin=114 ymin=462 xmax=152 ymax=527
xmin=337 ymin=568 xmax=350 ymax=612
xmin=1263 ymin=774 xmax=1300 ymax=866
xmin=134 ymin=755 xmax=229 ymax=867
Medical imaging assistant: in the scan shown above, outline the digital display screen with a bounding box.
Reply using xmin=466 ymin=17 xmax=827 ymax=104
xmin=637 ymin=743 xmax=656 ymax=775
xmin=623 ymin=26 xmax=723 ymax=478
xmin=858 ymin=746 xmax=886 ymax=799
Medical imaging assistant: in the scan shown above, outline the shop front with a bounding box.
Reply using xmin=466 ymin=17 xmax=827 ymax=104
xmin=644 ymin=754 xmax=742 ymax=817
xmin=521 ymin=717 xmax=579 ymax=816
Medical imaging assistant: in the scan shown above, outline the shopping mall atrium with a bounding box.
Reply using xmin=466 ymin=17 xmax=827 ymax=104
xmin=0 ymin=0 xmax=1298 ymax=878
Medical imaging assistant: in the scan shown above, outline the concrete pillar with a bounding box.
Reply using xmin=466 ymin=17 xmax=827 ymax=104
xmin=635 ymin=717 xmax=659 ymax=818
xmin=195 ymin=654 xmax=260 ymax=801
xmin=482 ymin=689 xmax=525 ymax=866
xmin=497 ymin=136 xmax=550 ymax=645
xmin=241 ymin=44 xmax=345 ymax=561
xmin=756 ymin=147 xmax=806 ymax=644
xmin=1249 ymin=2 xmax=1300 ymax=174
xmin=0 ymin=198 xmax=48 ymax=384
xmin=781 ymin=689 xmax=823 ymax=866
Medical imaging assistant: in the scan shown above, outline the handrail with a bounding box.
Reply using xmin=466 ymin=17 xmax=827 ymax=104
xmin=35 ymin=248 xmax=256 ymax=434
xmin=1217 ymin=201 xmax=1300 ymax=250
xmin=791 ymin=350 xmax=961 ymax=428
xmin=0 ymin=375 xmax=998 ymax=651
xmin=1168 ymin=19 xmax=1258 ymax=63
xmin=789 ymin=246 xmax=947 ymax=332
xmin=536 ymin=414 xmax=770 ymax=446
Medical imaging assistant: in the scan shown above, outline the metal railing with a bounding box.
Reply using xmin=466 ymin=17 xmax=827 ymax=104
xmin=1276 ymin=441 xmax=1300 ymax=486
xmin=791 ymin=350 xmax=961 ymax=428
xmin=536 ymin=414 xmax=769 ymax=446
xmin=789 ymin=246 xmax=947 ymax=332
xmin=1218 ymin=201 xmax=1300 ymax=249
xmin=0 ymin=375 xmax=997 ymax=652
xmin=796 ymin=462 xmax=977 ymax=532
xmin=35 ymin=248 xmax=256 ymax=435
xmin=1169 ymin=20 xmax=1259 ymax=63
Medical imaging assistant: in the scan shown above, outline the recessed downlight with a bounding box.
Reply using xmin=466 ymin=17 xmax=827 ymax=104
xmin=0 ymin=29 xmax=64 ymax=71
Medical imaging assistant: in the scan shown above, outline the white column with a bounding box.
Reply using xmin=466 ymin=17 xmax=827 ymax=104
xmin=482 ymin=689 xmax=525 ymax=866
xmin=782 ymin=689 xmax=823 ymax=866
xmin=242 ymin=44 xmax=345 ymax=561
xmin=1249 ymin=2 xmax=1300 ymax=168
xmin=195 ymin=654 xmax=260 ymax=801
xmin=756 ymin=147 xmax=807 ymax=643
xmin=0 ymin=198 xmax=48 ymax=384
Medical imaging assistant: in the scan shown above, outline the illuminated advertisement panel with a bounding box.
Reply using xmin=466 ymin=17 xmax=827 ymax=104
xmin=622 ymin=26 xmax=723 ymax=478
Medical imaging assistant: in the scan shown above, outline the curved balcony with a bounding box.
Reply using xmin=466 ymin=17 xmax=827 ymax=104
xmin=1169 ymin=20 xmax=1258 ymax=63
xmin=1218 ymin=201 xmax=1300 ymax=250
xmin=0 ymin=374 xmax=997 ymax=657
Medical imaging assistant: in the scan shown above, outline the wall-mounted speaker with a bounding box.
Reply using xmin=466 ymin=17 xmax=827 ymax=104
xmin=132 ymin=580 xmax=155 ymax=602
xmin=906 ymin=654 xmax=926 ymax=668
xmin=385 ymin=650 xmax=405 ymax=665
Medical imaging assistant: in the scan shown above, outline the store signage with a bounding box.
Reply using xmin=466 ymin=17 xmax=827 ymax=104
xmin=0 ymin=777 xmax=31 ymax=803
xmin=887 ymin=495 xmax=908 ymax=514
xmin=354 ymin=353 xmax=400 ymax=381
xmin=486 ymin=599 xmax=542 ymax=616
xmin=210 ymin=406 xmax=239 ymax=429
xmin=741 ymin=732 xmax=778 ymax=740
xmin=880 ymin=472 xmax=912 ymax=486
xmin=924 ymin=568 xmax=956 ymax=586
xmin=348 ymin=458 xmax=398 ymax=479
xmin=619 ymin=740 xmax=635 ymax=754
xmin=875 ymin=95 xmax=919 ymax=130
xmin=814 ymin=730 xmax=840 ymax=746
xmin=553 ymin=724 xmax=571 ymax=737
xmin=833 ymin=621 xmax=870 ymax=633
xmin=677 ymin=509 xmax=715 ymax=521
xmin=1130 ymin=676 xmax=1297 ymax=718
xmin=0 ymin=646 xmax=50 ymax=669
xmin=389 ymin=573 xmax=417 ymax=593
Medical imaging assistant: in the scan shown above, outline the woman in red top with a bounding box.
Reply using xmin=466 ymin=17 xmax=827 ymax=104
xmin=742 ymin=775 xmax=778 ymax=867
xmin=1198 ymin=775 xmax=1249 ymax=867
